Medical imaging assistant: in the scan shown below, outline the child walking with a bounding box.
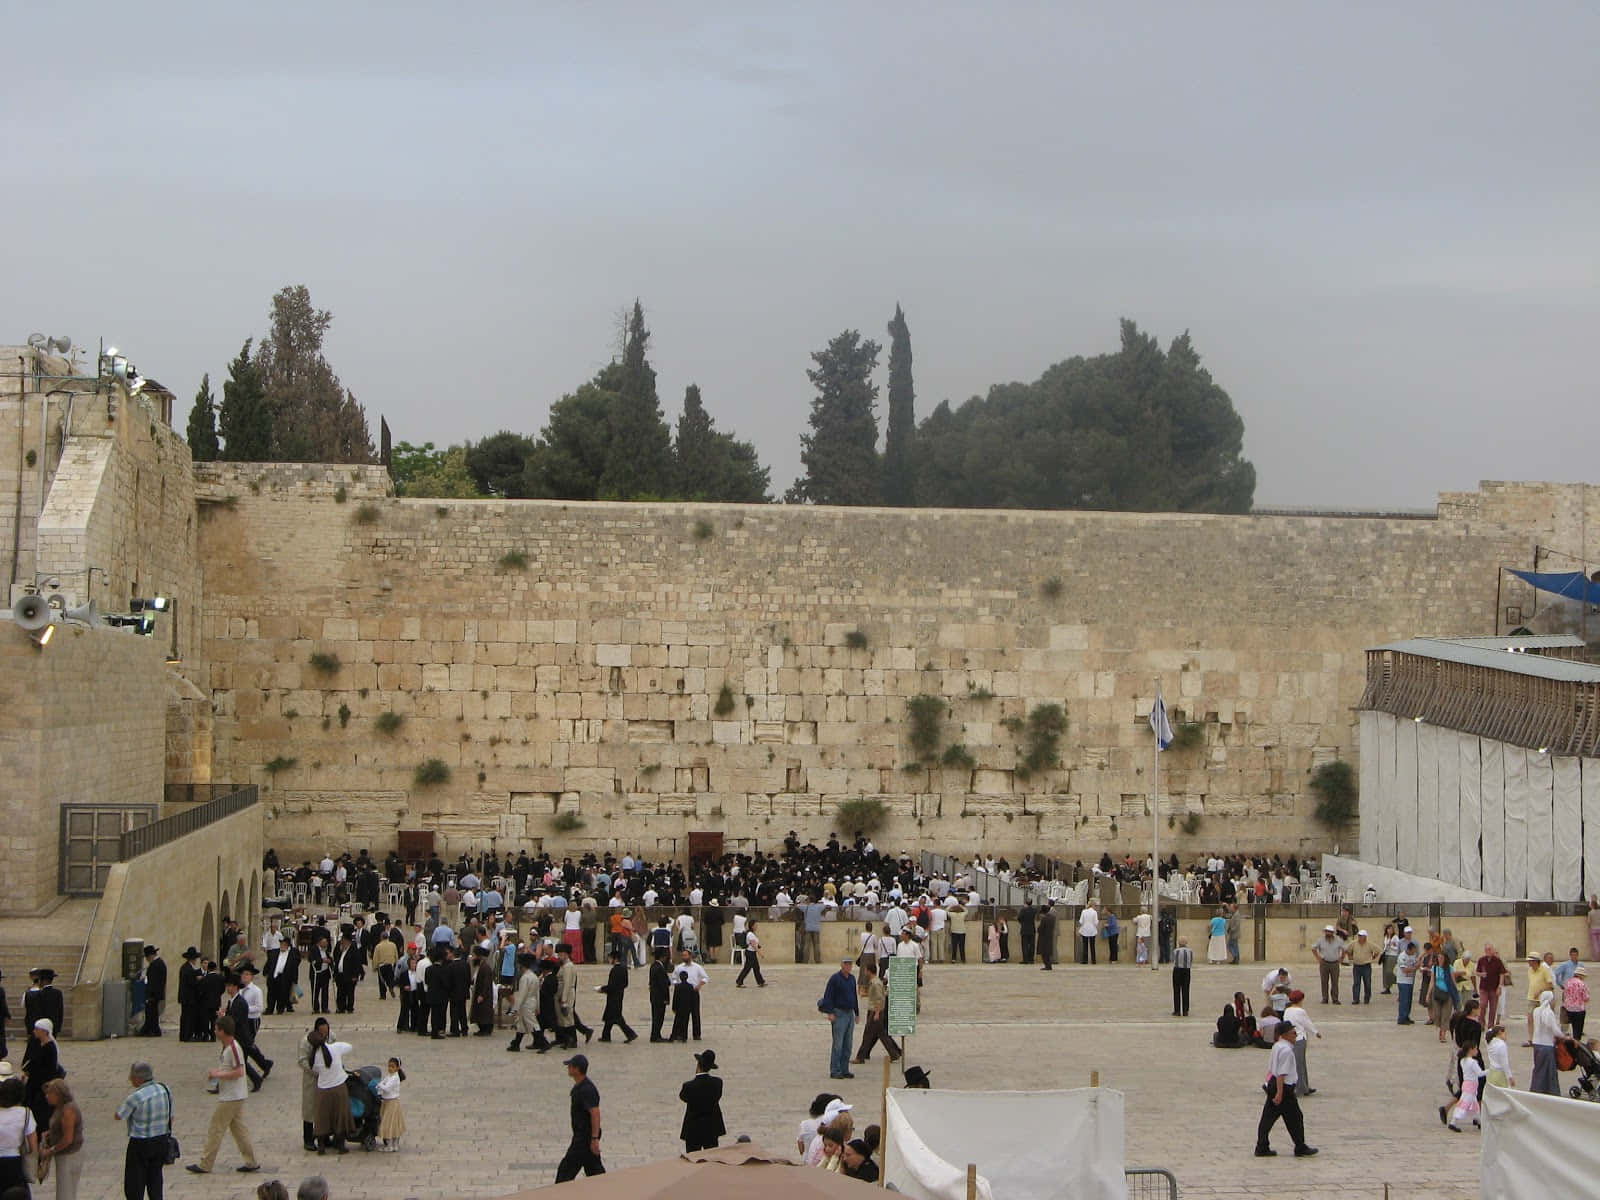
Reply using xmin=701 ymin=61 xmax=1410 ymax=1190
xmin=377 ymin=1057 xmax=407 ymax=1151
xmin=1444 ymin=1044 xmax=1484 ymax=1132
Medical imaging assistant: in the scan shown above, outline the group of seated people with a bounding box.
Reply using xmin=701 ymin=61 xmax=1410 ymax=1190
xmin=1213 ymin=992 xmax=1273 ymax=1048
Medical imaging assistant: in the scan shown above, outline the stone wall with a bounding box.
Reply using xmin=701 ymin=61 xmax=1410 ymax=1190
xmin=193 ymin=471 xmax=1538 ymax=863
xmin=0 ymin=623 xmax=169 ymax=913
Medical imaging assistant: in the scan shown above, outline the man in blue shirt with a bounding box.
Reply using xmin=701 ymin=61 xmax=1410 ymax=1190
xmin=818 ymin=957 xmax=860 ymax=1080
xmin=115 ymin=1060 xmax=173 ymax=1199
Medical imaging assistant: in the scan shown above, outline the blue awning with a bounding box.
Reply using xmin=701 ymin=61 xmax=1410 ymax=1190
xmin=1508 ymin=568 xmax=1600 ymax=605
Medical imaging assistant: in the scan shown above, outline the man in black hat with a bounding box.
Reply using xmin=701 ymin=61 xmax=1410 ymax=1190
xmin=678 ymin=1048 xmax=725 ymax=1152
xmin=648 ymin=947 xmax=671 ymax=1043
xmin=25 ymin=968 xmax=64 ymax=1039
xmin=555 ymin=1054 xmax=605 ymax=1181
xmin=177 ymin=948 xmax=204 ymax=1041
xmin=139 ymin=946 xmax=168 ymax=1036
xmin=597 ymin=948 xmax=637 ymax=1044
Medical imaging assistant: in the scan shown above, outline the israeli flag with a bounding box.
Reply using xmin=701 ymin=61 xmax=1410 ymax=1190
xmin=1149 ymin=693 xmax=1173 ymax=751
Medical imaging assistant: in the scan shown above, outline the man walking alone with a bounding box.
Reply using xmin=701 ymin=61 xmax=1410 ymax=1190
xmin=1255 ymin=1022 xmax=1317 ymax=1158
xmin=186 ymin=1015 xmax=261 ymax=1175
xmin=819 ymin=957 xmax=859 ymax=1080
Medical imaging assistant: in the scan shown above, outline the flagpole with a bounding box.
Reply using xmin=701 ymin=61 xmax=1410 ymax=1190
xmin=1151 ymin=677 xmax=1160 ymax=972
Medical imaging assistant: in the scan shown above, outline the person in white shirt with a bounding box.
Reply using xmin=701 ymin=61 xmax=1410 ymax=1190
xmin=1078 ymin=904 xmax=1099 ymax=964
xmin=928 ymin=905 xmax=948 ymax=964
xmin=688 ymin=887 xmax=704 ymax=907
xmin=1282 ymin=991 xmax=1321 ymax=1097
xmin=319 ymin=856 xmax=335 ymax=877
xmin=676 ymin=951 xmax=709 ymax=1039
xmin=308 ymin=1024 xmax=355 ymax=1152
xmin=261 ymin=921 xmax=283 ymax=955
xmin=1485 ymin=1024 xmax=1515 ymax=1089
xmin=884 ymin=905 xmax=908 ymax=939
xmin=1134 ymin=910 xmax=1153 ymax=965
xmin=1255 ymin=1021 xmax=1316 ymax=1157
xmin=643 ymin=887 xmax=660 ymax=908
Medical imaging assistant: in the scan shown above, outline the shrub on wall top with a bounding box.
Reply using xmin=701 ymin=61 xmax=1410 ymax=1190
xmin=414 ymin=758 xmax=450 ymax=786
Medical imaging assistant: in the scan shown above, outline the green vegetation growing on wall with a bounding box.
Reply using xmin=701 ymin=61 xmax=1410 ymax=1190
xmin=836 ymin=797 xmax=889 ymax=837
xmin=1310 ymin=760 xmax=1358 ymax=827
xmin=906 ymin=694 xmax=945 ymax=763
xmin=714 ymin=684 xmax=736 ymax=717
xmin=376 ymin=711 xmax=404 ymax=735
xmin=414 ymin=758 xmax=450 ymax=786
xmin=308 ymin=651 xmax=341 ymax=676
xmin=1016 ymin=702 xmax=1068 ymax=779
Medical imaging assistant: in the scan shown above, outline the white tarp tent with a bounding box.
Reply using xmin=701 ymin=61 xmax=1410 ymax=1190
xmin=1481 ymin=1083 xmax=1600 ymax=1195
xmin=884 ymin=1088 xmax=1125 ymax=1200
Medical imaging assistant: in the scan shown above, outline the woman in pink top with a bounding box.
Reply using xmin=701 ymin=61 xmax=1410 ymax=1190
xmin=1562 ymin=964 xmax=1589 ymax=1040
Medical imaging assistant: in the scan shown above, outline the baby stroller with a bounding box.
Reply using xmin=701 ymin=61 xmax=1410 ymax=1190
xmin=345 ymin=1065 xmax=385 ymax=1150
xmin=1558 ymin=1037 xmax=1600 ymax=1102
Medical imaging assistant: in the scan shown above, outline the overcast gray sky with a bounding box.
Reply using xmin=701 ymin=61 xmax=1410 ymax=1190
xmin=4 ymin=2 xmax=1595 ymax=508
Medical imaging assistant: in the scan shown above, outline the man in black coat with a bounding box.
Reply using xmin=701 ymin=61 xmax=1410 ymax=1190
xmin=1018 ymin=899 xmax=1037 ymax=964
xmin=197 ymin=959 xmax=226 ymax=1040
xmin=333 ymin=933 xmax=365 ymax=1014
xmin=24 ymin=968 xmax=65 ymax=1038
xmin=678 ymin=1048 xmax=726 ymax=1152
xmin=221 ymin=974 xmax=264 ymax=1090
xmin=1037 ymin=904 xmax=1058 ymax=971
xmin=176 ymin=947 xmax=204 ymax=1040
xmin=648 ymin=947 xmax=671 ymax=1042
xmin=140 ymin=947 xmax=168 ymax=1035
xmin=597 ymin=949 xmax=637 ymax=1043
xmin=424 ymin=948 xmax=451 ymax=1038
xmin=448 ymin=945 xmax=472 ymax=1036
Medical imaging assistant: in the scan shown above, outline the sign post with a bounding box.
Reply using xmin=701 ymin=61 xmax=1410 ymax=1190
xmin=886 ymin=955 xmax=918 ymax=1038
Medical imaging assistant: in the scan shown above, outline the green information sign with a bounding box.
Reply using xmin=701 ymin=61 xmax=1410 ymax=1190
xmin=886 ymin=954 xmax=918 ymax=1036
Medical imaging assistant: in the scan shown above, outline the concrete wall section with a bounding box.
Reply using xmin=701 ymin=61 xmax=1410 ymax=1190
xmin=75 ymin=802 xmax=264 ymax=1036
xmin=192 ymin=477 xmax=1529 ymax=862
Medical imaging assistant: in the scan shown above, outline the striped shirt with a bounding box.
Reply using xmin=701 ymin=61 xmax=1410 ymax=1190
xmin=1173 ymin=946 xmax=1194 ymax=969
xmin=117 ymin=1082 xmax=172 ymax=1139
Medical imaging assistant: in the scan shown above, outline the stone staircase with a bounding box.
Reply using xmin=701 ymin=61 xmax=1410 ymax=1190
xmin=0 ymin=899 xmax=100 ymax=1043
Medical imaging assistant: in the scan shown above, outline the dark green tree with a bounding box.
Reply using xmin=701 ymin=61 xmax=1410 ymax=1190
xmin=217 ymin=340 xmax=272 ymax=461
xmin=911 ymin=321 xmax=1254 ymax=513
xmin=674 ymin=384 xmax=771 ymax=503
xmin=255 ymin=285 xmax=373 ymax=463
xmin=186 ymin=373 xmax=220 ymax=462
xmin=789 ymin=329 xmax=881 ymax=505
xmin=597 ymin=301 xmax=673 ymax=499
xmin=881 ymin=304 xmax=916 ymax=506
xmin=523 ymin=380 xmax=618 ymax=500
xmin=465 ymin=431 xmax=537 ymax=497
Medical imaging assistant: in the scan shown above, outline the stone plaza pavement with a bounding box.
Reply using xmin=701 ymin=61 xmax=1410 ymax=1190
xmin=46 ymin=959 xmax=1499 ymax=1199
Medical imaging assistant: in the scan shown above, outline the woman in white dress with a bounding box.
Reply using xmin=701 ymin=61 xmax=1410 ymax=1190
xmin=1206 ymin=909 xmax=1229 ymax=964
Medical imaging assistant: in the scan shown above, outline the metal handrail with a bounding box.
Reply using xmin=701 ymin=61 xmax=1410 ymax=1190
xmin=72 ymin=897 xmax=100 ymax=987
xmin=119 ymin=785 xmax=258 ymax=860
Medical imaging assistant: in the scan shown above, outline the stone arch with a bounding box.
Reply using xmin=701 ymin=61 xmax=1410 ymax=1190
xmin=248 ymin=874 xmax=259 ymax=947
xmin=219 ymin=889 xmax=231 ymax=925
xmin=200 ymin=903 xmax=215 ymax=964
xmin=234 ymin=880 xmax=246 ymax=945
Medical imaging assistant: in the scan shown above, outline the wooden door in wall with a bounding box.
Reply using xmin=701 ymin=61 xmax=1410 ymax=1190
xmin=687 ymin=832 xmax=723 ymax=869
xmin=397 ymin=830 xmax=434 ymax=863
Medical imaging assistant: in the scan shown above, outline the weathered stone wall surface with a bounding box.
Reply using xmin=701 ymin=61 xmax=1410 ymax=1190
xmin=0 ymin=624 xmax=168 ymax=913
xmin=194 ymin=470 xmax=1538 ymax=863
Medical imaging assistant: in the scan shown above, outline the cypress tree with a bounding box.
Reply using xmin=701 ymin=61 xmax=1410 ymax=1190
xmin=790 ymin=330 xmax=881 ymax=506
xmin=881 ymin=303 xmax=916 ymax=505
xmin=217 ymin=340 xmax=272 ymax=462
xmin=598 ymin=300 xmax=673 ymax=498
xmin=186 ymin=373 xmax=220 ymax=462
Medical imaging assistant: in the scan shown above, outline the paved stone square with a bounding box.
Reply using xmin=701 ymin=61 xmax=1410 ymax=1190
xmin=48 ymin=959 xmax=1495 ymax=1199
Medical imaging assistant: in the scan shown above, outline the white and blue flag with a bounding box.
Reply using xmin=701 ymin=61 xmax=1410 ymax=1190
xmin=1149 ymin=693 xmax=1173 ymax=751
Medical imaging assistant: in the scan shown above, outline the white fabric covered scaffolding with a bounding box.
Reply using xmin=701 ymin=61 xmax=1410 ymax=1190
xmin=1503 ymin=746 xmax=1529 ymax=899
xmin=1525 ymin=750 xmax=1555 ymax=901
xmin=1480 ymin=740 xmax=1505 ymax=896
xmin=1457 ymin=733 xmax=1482 ymax=891
xmin=1586 ymin=758 xmax=1600 ymax=902
xmin=1552 ymin=757 xmax=1583 ymax=902
xmin=1436 ymin=729 xmax=1461 ymax=888
xmin=1481 ymin=1083 xmax=1600 ymax=1198
xmin=1416 ymin=722 xmax=1440 ymax=882
xmin=883 ymin=1087 xmax=1126 ymax=1200
xmin=1395 ymin=718 xmax=1420 ymax=872
xmin=1376 ymin=713 xmax=1398 ymax=868
xmin=1358 ymin=711 xmax=1379 ymax=865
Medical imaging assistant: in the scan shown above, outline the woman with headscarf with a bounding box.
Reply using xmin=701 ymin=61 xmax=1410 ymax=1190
xmin=21 ymin=1018 xmax=63 ymax=1132
xmin=1530 ymin=990 xmax=1561 ymax=1095
xmin=309 ymin=1021 xmax=355 ymax=1153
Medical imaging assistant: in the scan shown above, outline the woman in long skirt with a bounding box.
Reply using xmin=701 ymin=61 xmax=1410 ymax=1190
xmin=1206 ymin=909 xmax=1229 ymax=964
xmin=309 ymin=1025 xmax=355 ymax=1153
